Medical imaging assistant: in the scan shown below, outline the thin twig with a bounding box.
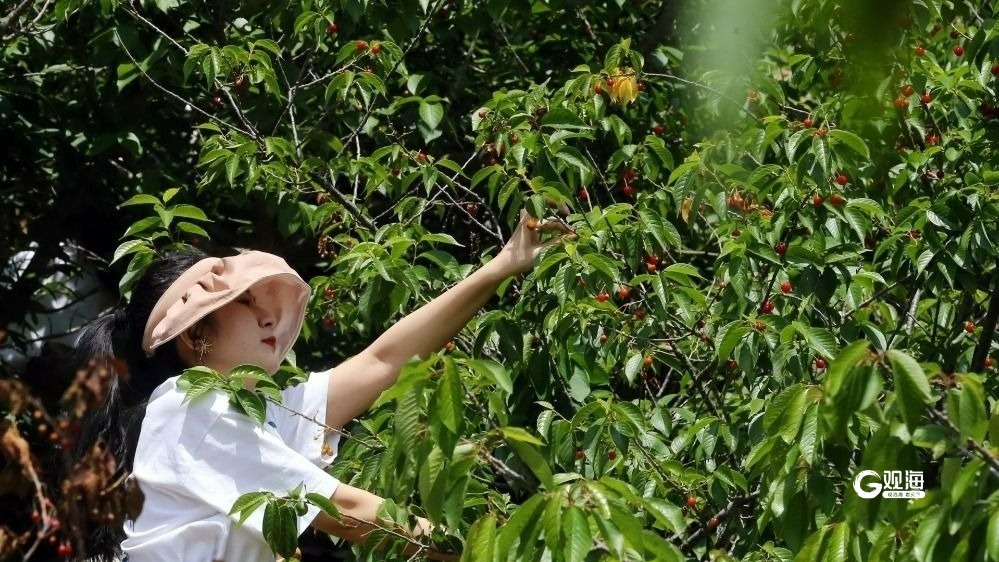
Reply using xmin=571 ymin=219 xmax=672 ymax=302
xmin=112 ymin=29 xmax=254 ymax=138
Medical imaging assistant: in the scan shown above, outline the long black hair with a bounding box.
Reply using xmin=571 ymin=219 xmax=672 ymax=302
xmin=71 ymin=248 xmax=207 ymax=561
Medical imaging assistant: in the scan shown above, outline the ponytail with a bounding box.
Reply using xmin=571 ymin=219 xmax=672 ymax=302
xmin=70 ymin=248 xmax=207 ymax=561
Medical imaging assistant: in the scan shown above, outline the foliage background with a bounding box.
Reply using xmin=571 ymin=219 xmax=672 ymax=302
xmin=2 ymin=0 xmax=999 ymax=560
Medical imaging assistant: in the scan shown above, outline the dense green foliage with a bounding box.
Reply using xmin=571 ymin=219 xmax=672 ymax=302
xmin=3 ymin=0 xmax=999 ymax=561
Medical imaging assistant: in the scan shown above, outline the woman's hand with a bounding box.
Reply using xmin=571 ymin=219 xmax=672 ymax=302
xmin=492 ymin=202 xmax=577 ymax=277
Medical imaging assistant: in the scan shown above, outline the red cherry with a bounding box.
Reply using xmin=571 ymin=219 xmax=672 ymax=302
xmin=599 ymin=334 xmax=607 ymax=343
xmin=31 ymin=511 xmax=41 ymax=522
xmin=643 ymin=355 xmax=653 ymax=367
xmin=727 ymin=359 xmax=737 ymax=369
xmin=985 ymin=357 xmax=993 ymax=368
xmin=645 ymin=255 xmax=658 ymax=265
xmin=594 ymin=83 xmax=604 ymax=94
xmin=835 ymin=174 xmax=848 ymax=186
xmin=813 ymin=195 xmax=824 ymax=206
xmin=760 ymin=300 xmax=774 ymax=314
xmin=618 ymin=287 xmax=630 ymax=299
xmin=761 ymin=209 xmax=773 ymax=218
xmin=621 ymin=184 xmax=634 ymax=197
xmin=653 ymin=124 xmax=665 ymax=135
xmin=802 ymin=117 xmax=813 ymax=128
xmin=370 ymin=43 xmax=381 ymax=55
xmin=909 ymin=230 xmax=921 ymax=239
xmin=829 ymin=193 xmax=844 ymax=207
xmin=966 ymin=322 xmax=976 ymax=332
xmin=901 ymin=85 xmax=915 ymax=96
xmin=416 ymin=152 xmax=427 ymax=162
xmin=576 ymin=450 xmax=585 ymax=459
xmin=950 ymin=30 xmax=960 ymax=39
xmin=634 ymin=309 xmax=646 ymax=320
xmin=816 ymin=128 xmax=827 ymax=137
xmin=926 ymin=134 xmax=939 ymax=145
xmin=921 ymin=93 xmax=932 ymax=104
xmin=687 ymin=496 xmax=697 ymax=508
xmin=624 ymin=168 xmax=637 ymax=181
xmin=637 ymin=82 xmax=645 ymax=92
xmin=915 ymin=46 xmax=926 ymax=57
xmin=327 ymin=22 xmax=338 ymax=34
xmin=815 ymin=358 xmax=827 ymax=369
xmin=324 ymin=288 xmax=334 ymax=298
xmin=578 ymin=188 xmax=589 ymax=200
xmin=597 ymin=291 xmax=608 ymax=302
xmin=323 ymin=316 xmax=335 ymax=327
xmin=606 ymin=78 xmax=615 ymax=86
xmin=992 ymin=64 xmax=999 ymax=77
xmin=732 ymin=229 xmax=741 ymax=237
xmin=444 ymin=341 xmax=455 ymax=351
xmin=356 ymin=40 xmax=368 ymax=51
xmin=781 ymin=281 xmax=792 ymax=293
xmin=191 ymin=237 xmax=201 ymax=247
xmin=775 ymin=242 xmax=788 ymax=255
xmin=608 ymin=450 xmax=617 ymax=460
xmin=953 ymin=45 xmax=964 ymax=56
xmin=894 ymin=96 xmax=909 ymax=108
xmin=708 ymin=517 xmax=720 ymax=530
xmin=391 ymin=167 xmax=401 ymax=176
xmin=754 ymin=321 xmax=766 ymax=331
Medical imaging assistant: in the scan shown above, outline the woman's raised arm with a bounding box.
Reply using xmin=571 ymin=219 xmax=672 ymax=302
xmin=322 ymin=207 xmax=575 ymax=430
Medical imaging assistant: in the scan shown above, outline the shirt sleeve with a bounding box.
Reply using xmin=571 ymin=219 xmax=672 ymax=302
xmin=180 ymin=401 xmax=341 ymax=541
xmin=268 ymin=368 xmax=341 ymax=468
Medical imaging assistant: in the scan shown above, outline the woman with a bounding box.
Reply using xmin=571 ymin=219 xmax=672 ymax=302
xmin=73 ymin=208 xmax=575 ymax=562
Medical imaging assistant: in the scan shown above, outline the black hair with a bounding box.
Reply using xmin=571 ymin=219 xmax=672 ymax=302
xmin=71 ymin=248 xmax=207 ymax=561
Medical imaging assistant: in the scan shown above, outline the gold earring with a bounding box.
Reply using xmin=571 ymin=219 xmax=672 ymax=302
xmin=194 ymin=337 xmax=213 ymax=363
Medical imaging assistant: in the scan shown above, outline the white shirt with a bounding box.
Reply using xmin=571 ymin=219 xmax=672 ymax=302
xmin=121 ymin=368 xmax=341 ymax=562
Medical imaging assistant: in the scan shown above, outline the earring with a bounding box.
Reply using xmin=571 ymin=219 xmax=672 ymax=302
xmin=194 ymin=337 xmax=213 ymax=363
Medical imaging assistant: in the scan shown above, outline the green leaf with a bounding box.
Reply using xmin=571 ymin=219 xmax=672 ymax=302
xmin=987 ymin=510 xmax=999 ymax=561
xmin=505 ymin=438 xmax=554 ymax=489
xmin=822 ymin=523 xmax=848 ymax=562
xmin=262 ymin=503 xmax=297 ymax=559
xmin=170 ymin=204 xmax=210 ymax=221
xmin=540 ymin=108 xmax=590 ymax=130
xmin=500 ymin=426 xmax=544 ymax=446
xmin=419 ymin=101 xmax=444 ymax=130
xmin=562 ymin=506 xmax=591 ymax=562
xmin=827 ymin=129 xmax=870 ymax=159
xmin=305 ymin=492 xmax=341 ymax=520
xmin=888 ymin=350 xmax=932 ymax=431
xmin=624 ymin=352 xmax=643 ymax=383
xmin=497 ymin=493 xmax=545 ymax=559
xmin=822 ymin=340 xmax=870 ymax=398
xmin=111 ymin=239 xmax=150 ymax=264
xmin=466 ymin=359 xmax=513 ymax=395
xmin=433 ymin=364 xmax=464 ymax=434
xmin=463 ymin=513 xmax=496 ymax=562
xmin=794 ymin=323 xmax=838 ymax=360
xmin=234 ymin=388 xmax=267 ymax=425
xmin=119 ymin=194 xmax=161 ymax=207
xmin=229 ymin=364 xmax=275 ymax=385
xmin=229 ymin=491 xmax=269 ymax=525
xmin=956 ymin=375 xmax=987 ymax=443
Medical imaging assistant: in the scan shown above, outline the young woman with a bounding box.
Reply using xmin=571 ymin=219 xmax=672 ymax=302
xmin=73 ymin=208 xmax=574 ymax=562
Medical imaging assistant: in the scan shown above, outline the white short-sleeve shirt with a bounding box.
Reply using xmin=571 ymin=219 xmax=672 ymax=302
xmin=121 ymin=368 xmax=340 ymax=562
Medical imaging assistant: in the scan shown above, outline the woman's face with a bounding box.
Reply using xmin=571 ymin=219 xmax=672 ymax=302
xmin=192 ymin=283 xmax=286 ymax=375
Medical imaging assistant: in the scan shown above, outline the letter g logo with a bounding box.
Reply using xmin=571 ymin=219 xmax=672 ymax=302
xmin=853 ymin=470 xmax=882 ymax=499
